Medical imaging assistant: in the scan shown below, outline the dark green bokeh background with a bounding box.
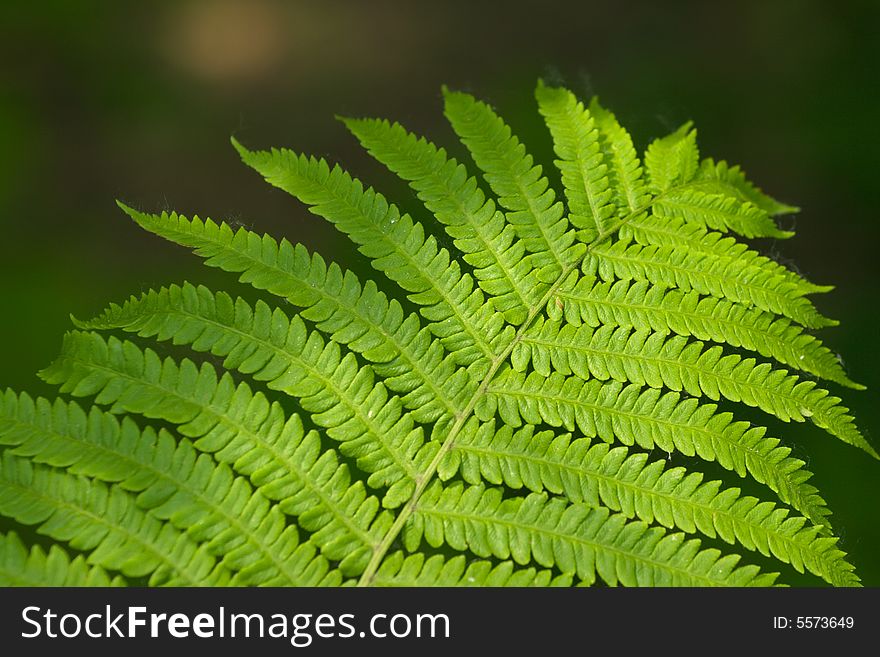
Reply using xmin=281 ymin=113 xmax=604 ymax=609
xmin=1 ymin=0 xmax=877 ymax=585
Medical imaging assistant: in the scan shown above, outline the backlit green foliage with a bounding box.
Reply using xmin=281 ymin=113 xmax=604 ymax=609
xmin=0 ymin=81 xmax=872 ymax=587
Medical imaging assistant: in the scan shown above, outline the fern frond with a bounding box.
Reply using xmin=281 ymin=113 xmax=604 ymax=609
xmin=0 ymin=454 xmax=226 ymax=585
xmin=0 ymin=532 xmax=124 ymax=586
xmin=554 ymin=278 xmax=861 ymax=388
xmin=644 ymin=122 xmax=699 ymax=193
xmin=483 ymin=371 xmax=831 ymax=527
xmin=225 ymin=148 xmax=509 ymax=369
xmin=407 ymin=482 xmax=778 ymax=587
xmin=116 ymin=207 xmax=469 ymax=421
xmin=442 ymin=88 xmax=581 ymax=277
xmin=39 ymin=332 xmax=390 ymax=575
xmin=513 ymin=320 xmax=870 ymax=455
xmin=342 ymin=116 xmax=541 ymax=324
xmin=443 ymin=423 xmax=856 ymax=586
xmin=372 ymin=551 xmax=573 ymax=587
xmin=535 ymin=81 xmax=616 ymax=241
xmin=0 ymin=81 xmax=869 ymax=588
xmin=0 ymin=391 xmax=341 ymax=586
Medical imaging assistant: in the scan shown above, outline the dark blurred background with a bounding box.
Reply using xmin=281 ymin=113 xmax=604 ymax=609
xmin=0 ymin=0 xmax=877 ymax=585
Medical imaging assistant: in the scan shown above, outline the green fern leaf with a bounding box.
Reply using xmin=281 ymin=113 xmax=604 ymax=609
xmin=584 ymin=236 xmax=836 ymax=328
xmin=652 ymin=189 xmax=792 ymax=239
xmin=622 ymin=214 xmax=824 ymax=293
xmin=535 ymin=81 xmax=617 ymax=242
xmin=1 ymin=80 xmax=871 ymax=588
xmin=589 ymin=97 xmax=651 ymax=215
xmin=442 ymin=88 xmax=582 ymax=278
xmin=554 ymin=277 xmax=860 ymax=388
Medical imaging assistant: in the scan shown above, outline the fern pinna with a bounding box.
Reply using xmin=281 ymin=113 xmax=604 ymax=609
xmin=0 ymin=81 xmax=872 ymax=587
